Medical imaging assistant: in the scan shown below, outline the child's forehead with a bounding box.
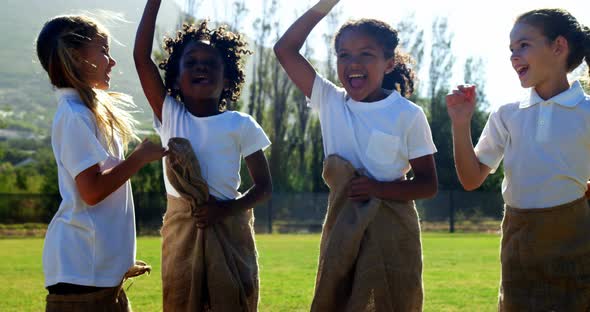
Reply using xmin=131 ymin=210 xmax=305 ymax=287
xmin=182 ymin=40 xmax=222 ymax=57
xmin=510 ymin=22 xmax=545 ymax=42
xmin=85 ymin=34 xmax=109 ymax=48
xmin=337 ymin=29 xmax=381 ymax=49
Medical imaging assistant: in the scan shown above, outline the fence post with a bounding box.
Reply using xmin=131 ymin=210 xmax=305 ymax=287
xmin=449 ymin=190 xmax=455 ymax=233
xmin=267 ymin=198 xmax=273 ymax=234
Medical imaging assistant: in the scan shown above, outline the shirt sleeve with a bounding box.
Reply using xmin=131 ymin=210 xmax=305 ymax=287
xmin=406 ymin=108 xmax=437 ymax=159
xmin=474 ymin=107 xmax=508 ymax=173
xmin=57 ymin=111 xmax=110 ymax=179
xmin=153 ymin=95 xmax=180 ymax=145
xmin=239 ymin=114 xmax=271 ymax=157
xmin=308 ymin=73 xmax=344 ymax=111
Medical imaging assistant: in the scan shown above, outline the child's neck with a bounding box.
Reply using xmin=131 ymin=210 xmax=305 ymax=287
xmin=535 ymin=76 xmax=570 ymax=100
xmin=184 ymin=98 xmax=222 ymax=117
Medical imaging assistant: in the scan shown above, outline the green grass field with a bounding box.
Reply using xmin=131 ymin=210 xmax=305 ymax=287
xmin=0 ymin=233 xmax=501 ymax=311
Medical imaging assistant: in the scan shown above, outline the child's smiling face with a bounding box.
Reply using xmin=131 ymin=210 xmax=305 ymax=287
xmin=176 ymin=40 xmax=227 ymax=104
xmin=336 ymin=29 xmax=395 ymax=102
xmin=80 ymin=35 xmax=116 ymax=90
xmin=509 ymin=22 xmax=566 ymax=92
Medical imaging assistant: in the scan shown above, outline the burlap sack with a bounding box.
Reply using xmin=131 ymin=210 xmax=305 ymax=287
xmin=161 ymin=137 xmax=259 ymax=312
xmin=45 ymin=261 xmax=151 ymax=312
xmin=311 ymin=155 xmax=423 ymax=312
xmin=499 ymin=197 xmax=590 ymax=311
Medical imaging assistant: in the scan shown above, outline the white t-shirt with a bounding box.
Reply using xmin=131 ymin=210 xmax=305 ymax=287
xmin=475 ymin=81 xmax=590 ymax=209
xmin=154 ymin=95 xmax=271 ymax=200
xmin=309 ymin=74 xmax=437 ymax=182
xmin=43 ymin=88 xmax=136 ymax=287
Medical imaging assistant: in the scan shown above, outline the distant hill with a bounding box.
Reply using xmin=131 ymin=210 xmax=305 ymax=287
xmin=0 ymin=0 xmax=182 ymax=132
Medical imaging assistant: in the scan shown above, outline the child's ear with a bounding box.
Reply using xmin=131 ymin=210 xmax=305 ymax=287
xmin=553 ymin=35 xmax=569 ymax=58
xmin=384 ymin=57 xmax=396 ymax=75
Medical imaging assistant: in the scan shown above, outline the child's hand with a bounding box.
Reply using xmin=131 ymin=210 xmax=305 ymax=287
xmin=348 ymin=176 xmax=378 ymax=202
xmin=446 ymin=84 xmax=477 ymax=126
xmin=194 ymin=197 xmax=231 ymax=228
xmin=131 ymin=138 xmax=168 ymax=165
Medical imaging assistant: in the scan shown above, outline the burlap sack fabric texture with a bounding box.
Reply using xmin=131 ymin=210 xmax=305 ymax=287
xmin=161 ymin=137 xmax=259 ymax=312
xmin=499 ymin=197 xmax=590 ymax=311
xmin=311 ymin=155 xmax=423 ymax=312
xmin=45 ymin=261 xmax=151 ymax=312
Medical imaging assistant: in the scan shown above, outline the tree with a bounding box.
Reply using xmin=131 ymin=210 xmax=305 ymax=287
xmin=396 ymin=14 xmax=425 ymax=104
xmin=426 ymin=17 xmax=458 ymax=189
xmin=247 ymin=0 xmax=275 ymax=124
xmin=464 ymin=57 xmax=502 ymax=191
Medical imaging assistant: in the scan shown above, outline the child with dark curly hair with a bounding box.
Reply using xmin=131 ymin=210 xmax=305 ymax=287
xmin=134 ymin=1 xmax=272 ymax=311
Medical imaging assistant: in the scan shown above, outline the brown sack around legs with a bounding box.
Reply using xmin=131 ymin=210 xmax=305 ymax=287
xmin=498 ymin=197 xmax=590 ymax=311
xmin=161 ymin=137 xmax=259 ymax=312
xmin=45 ymin=261 xmax=151 ymax=312
xmin=311 ymin=155 xmax=423 ymax=312
xmin=46 ymin=287 xmax=131 ymax=312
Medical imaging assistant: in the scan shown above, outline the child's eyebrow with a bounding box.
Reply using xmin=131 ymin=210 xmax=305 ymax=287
xmin=509 ymin=37 xmax=530 ymax=47
xmin=337 ymin=45 xmax=379 ymax=52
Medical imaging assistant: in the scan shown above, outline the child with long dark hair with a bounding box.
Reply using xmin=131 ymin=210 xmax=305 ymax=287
xmin=275 ymin=0 xmax=438 ymax=310
xmin=447 ymin=8 xmax=590 ymax=311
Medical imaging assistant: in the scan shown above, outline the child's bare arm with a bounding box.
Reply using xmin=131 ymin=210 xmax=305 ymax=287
xmin=134 ymin=0 xmax=166 ymax=121
xmin=348 ymin=154 xmax=438 ymax=201
xmin=446 ymin=85 xmax=491 ymax=190
xmin=273 ymin=0 xmax=339 ymax=98
xmin=193 ymin=150 xmax=272 ymax=228
xmin=75 ymin=139 xmax=167 ymax=206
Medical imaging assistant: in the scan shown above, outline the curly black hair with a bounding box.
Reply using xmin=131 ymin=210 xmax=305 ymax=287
xmin=158 ymin=20 xmax=252 ymax=109
xmin=334 ymin=19 xmax=416 ymax=98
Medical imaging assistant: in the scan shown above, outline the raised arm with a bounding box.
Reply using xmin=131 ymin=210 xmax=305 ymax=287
xmin=134 ymin=0 xmax=166 ymax=121
xmin=446 ymin=85 xmax=492 ymax=190
xmin=273 ymin=0 xmax=339 ymax=98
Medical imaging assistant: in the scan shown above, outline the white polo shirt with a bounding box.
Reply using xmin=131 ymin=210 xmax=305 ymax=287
xmin=309 ymin=74 xmax=437 ymax=182
xmin=475 ymin=81 xmax=590 ymax=209
xmin=43 ymin=88 xmax=136 ymax=287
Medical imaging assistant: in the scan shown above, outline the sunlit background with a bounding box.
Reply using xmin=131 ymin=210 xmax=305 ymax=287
xmin=173 ymin=0 xmax=590 ymax=109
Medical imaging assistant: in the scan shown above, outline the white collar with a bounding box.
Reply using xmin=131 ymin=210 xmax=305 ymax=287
xmin=54 ymin=88 xmax=81 ymax=102
xmin=519 ymin=81 xmax=586 ymax=109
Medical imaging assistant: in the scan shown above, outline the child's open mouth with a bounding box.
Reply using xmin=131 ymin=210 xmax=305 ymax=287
xmin=192 ymin=75 xmax=210 ymax=84
xmin=348 ymin=73 xmax=366 ymax=89
xmin=515 ymin=65 xmax=529 ymax=78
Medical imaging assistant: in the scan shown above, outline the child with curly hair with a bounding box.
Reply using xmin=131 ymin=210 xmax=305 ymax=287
xmin=134 ymin=1 xmax=272 ymax=311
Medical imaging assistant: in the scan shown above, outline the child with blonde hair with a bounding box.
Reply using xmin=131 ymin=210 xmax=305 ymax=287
xmin=36 ymin=14 xmax=166 ymax=311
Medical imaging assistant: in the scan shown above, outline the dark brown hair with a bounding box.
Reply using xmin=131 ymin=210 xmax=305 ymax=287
xmin=517 ymin=8 xmax=590 ymax=76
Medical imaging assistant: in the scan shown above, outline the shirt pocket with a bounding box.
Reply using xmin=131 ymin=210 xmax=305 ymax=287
xmin=366 ymin=130 xmax=400 ymax=166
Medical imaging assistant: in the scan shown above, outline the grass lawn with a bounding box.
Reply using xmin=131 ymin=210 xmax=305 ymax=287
xmin=0 ymin=233 xmax=500 ymax=311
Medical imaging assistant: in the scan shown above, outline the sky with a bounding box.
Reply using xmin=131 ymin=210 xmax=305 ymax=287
xmin=174 ymin=0 xmax=590 ymax=110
